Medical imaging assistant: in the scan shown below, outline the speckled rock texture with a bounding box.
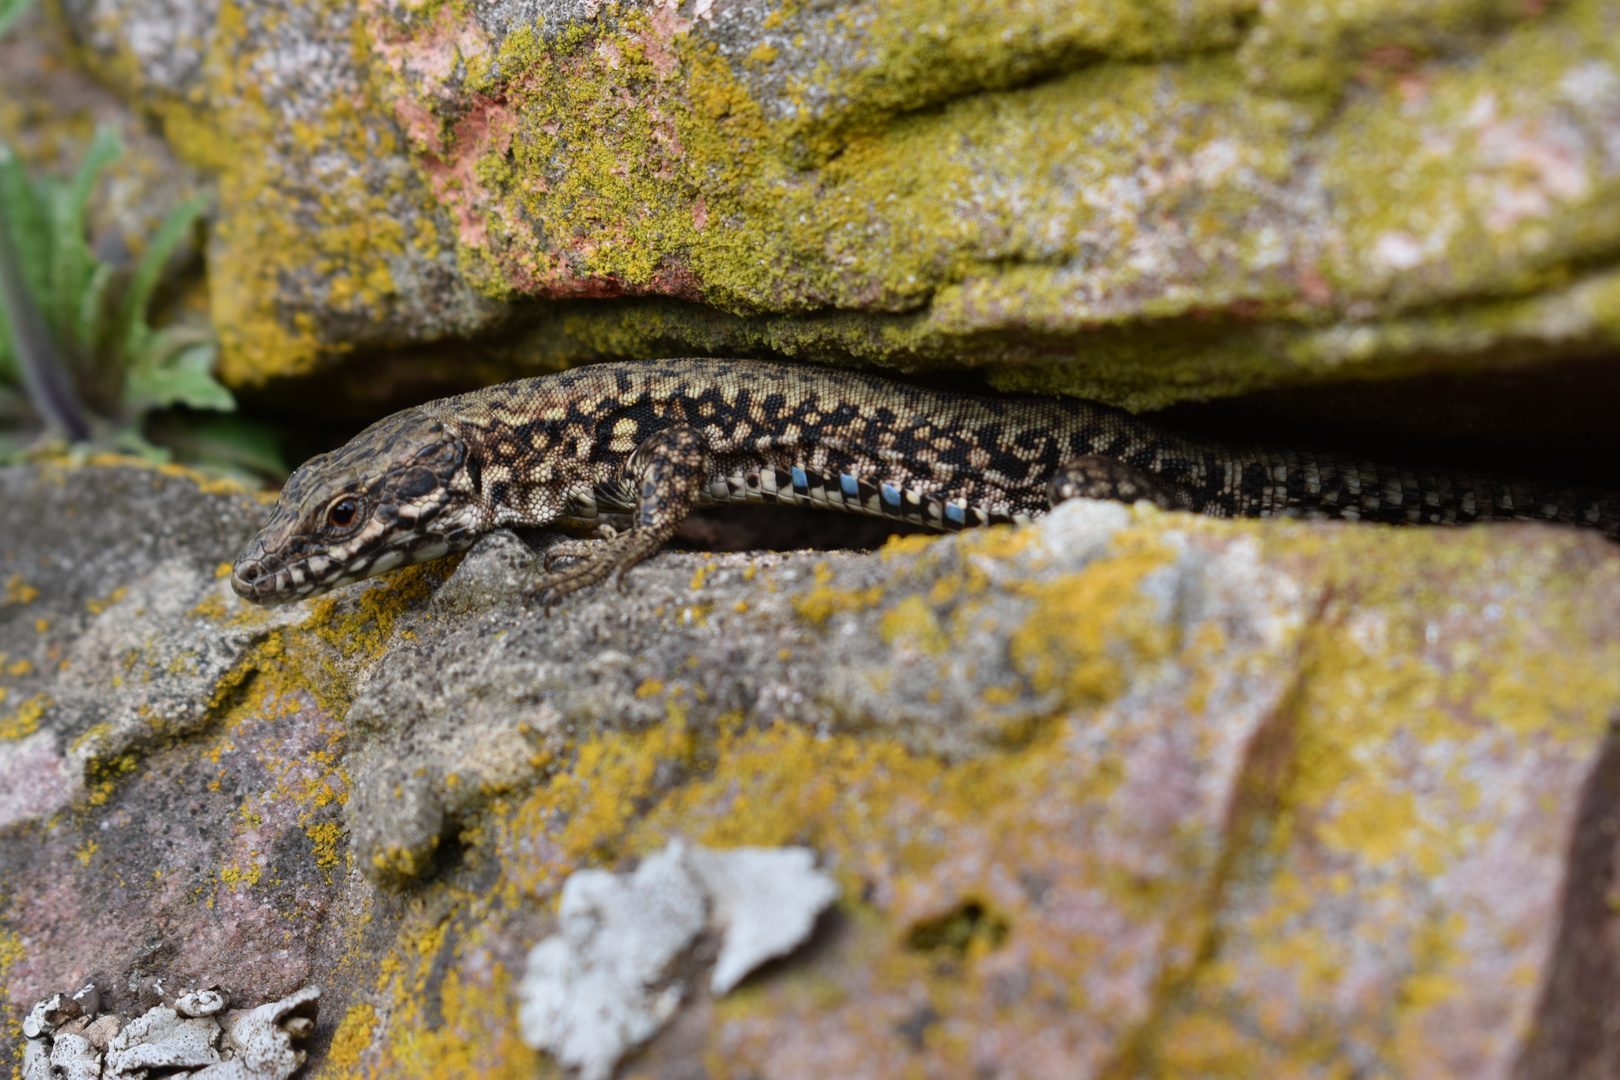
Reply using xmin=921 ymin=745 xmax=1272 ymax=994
xmin=5 ymin=0 xmax=1618 ymax=402
xmin=4 ymin=461 xmax=1620 ymax=1079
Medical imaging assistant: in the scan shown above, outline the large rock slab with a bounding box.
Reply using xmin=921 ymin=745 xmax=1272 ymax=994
xmin=4 ymin=461 xmax=1620 ymax=1078
xmin=15 ymin=0 xmax=1618 ymax=403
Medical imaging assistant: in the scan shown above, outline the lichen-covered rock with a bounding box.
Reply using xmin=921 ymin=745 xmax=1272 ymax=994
xmin=0 ymin=463 xmax=297 ymax=829
xmin=12 ymin=0 xmax=1618 ymax=403
xmin=4 ymin=461 xmax=1620 ymax=1079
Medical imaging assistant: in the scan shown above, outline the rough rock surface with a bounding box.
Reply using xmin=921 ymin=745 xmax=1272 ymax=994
xmin=5 ymin=0 xmax=1616 ymax=403
xmin=5 ymin=460 xmax=1620 ymax=1079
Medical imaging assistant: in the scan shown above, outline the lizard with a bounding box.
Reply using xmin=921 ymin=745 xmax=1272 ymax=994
xmin=230 ymin=357 xmax=1620 ymax=607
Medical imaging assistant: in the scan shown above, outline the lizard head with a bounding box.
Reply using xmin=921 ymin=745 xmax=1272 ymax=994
xmin=231 ymin=409 xmax=486 ymax=605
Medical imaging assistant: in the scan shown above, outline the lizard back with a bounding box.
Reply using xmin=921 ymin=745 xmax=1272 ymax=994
xmin=428 ymin=358 xmax=1618 ymax=536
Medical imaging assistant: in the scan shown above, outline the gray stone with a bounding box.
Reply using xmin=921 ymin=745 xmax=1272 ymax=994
xmin=0 ymin=465 xmax=295 ymax=828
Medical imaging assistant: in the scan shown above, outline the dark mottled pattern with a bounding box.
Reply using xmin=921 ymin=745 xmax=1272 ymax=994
xmin=233 ymin=358 xmax=1620 ymax=606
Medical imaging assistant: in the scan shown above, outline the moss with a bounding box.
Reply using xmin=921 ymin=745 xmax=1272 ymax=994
xmin=1318 ymin=1 xmax=1620 ymax=308
xmin=73 ymin=0 xmax=467 ymax=385
xmin=1238 ymin=0 xmax=1551 ymax=97
xmin=22 ymin=0 xmax=1612 ymax=397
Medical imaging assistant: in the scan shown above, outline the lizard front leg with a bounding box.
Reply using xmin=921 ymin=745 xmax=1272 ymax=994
xmin=529 ymin=425 xmax=711 ymax=609
xmin=1048 ymin=454 xmax=1198 ymax=514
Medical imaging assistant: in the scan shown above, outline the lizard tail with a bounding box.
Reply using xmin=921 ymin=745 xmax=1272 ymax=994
xmin=1199 ymin=449 xmax=1620 ymax=539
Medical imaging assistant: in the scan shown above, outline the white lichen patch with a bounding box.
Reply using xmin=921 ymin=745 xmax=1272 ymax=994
xmin=517 ymin=840 xmax=839 ymax=1080
xmin=20 ymin=983 xmax=319 ymax=1080
xmin=686 ymin=844 xmax=841 ymax=995
xmin=106 ymin=1006 xmax=223 ymax=1076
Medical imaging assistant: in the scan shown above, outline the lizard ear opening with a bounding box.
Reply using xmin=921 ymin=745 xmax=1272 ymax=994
xmin=466 ymin=452 xmax=484 ymax=496
xmin=413 ymin=436 xmax=462 ymax=474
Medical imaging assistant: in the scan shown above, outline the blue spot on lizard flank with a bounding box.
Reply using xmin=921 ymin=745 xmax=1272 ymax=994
xmin=881 ymin=484 xmax=900 ymax=506
xmin=945 ymin=502 xmax=966 ymax=523
xmin=841 ymin=474 xmax=860 ymax=496
xmin=791 ymin=466 xmax=808 ymax=489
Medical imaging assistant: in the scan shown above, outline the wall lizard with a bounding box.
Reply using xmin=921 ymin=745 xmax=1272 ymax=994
xmin=231 ymin=358 xmax=1620 ymax=607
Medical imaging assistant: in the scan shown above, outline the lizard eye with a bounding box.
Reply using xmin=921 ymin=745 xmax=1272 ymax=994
xmin=326 ymin=497 xmax=359 ymax=530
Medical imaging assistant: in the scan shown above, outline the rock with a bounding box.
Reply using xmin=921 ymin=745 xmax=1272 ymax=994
xmin=6 ymin=0 xmax=1612 ymax=403
xmin=0 ymin=3 xmax=209 ymax=287
xmin=0 ymin=464 xmax=297 ymax=830
xmin=46 ymin=0 xmax=509 ymax=386
xmin=4 ymin=460 xmax=1620 ymax=1078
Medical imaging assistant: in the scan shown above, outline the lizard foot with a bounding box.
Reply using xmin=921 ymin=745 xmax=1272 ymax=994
xmin=527 ymin=528 xmax=671 ymax=611
xmin=528 ymin=424 xmax=710 ymax=610
xmin=540 ymin=531 xmax=615 ymax=572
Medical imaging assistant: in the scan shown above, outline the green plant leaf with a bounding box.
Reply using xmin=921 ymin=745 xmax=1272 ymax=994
xmin=124 ymin=341 xmax=234 ymax=413
xmin=115 ymin=191 xmax=208 ymax=367
xmin=50 ymin=126 xmax=119 ymax=352
xmin=76 ymin=260 xmax=116 ymax=357
xmin=0 ymin=142 xmax=50 ymax=382
xmin=112 ymin=425 xmax=174 ymax=463
xmin=0 ymin=0 xmax=37 ymax=39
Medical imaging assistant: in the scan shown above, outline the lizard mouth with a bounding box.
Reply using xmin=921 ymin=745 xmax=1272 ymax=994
xmin=231 ymin=553 xmax=308 ymax=604
xmin=229 ymin=542 xmax=347 ymax=605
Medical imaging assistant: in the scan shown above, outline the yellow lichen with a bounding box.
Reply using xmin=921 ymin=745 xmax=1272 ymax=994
xmin=4 ymin=574 xmax=39 ymax=605
xmin=189 ymin=594 xmax=230 ymax=621
xmin=0 ymin=693 xmax=51 ymax=741
xmin=1008 ymin=530 xmax=1180 ymax=707
xmin=321 ymin=1003 xmax=378 ymax=1076
xmin=878 ymin=594 xmax=949 ymax=656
